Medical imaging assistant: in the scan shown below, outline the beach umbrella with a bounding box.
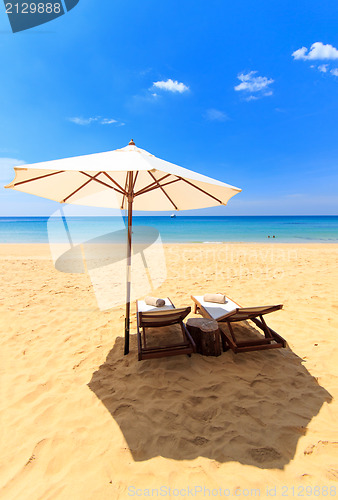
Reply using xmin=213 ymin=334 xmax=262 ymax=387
xmin=5 ymin=140 xmax=241 ymax=354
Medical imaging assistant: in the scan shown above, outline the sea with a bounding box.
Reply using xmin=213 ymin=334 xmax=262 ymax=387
xmin=0 ymin=216 xmax=337 ymax=244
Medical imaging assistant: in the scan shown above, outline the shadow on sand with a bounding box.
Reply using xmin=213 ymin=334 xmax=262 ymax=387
xmin=88 ymin=324 xmax=332 ymax=469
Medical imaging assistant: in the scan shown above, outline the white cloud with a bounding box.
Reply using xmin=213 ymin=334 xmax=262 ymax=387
xmin=205 ymin=108 xmax=229 ymax=121
xmin=244 ymin=95 xmax=259 ymax=101
xmin=292 ymin=42 xmax=338 ymax=60
xmin=292 ymin=47 xmax=308 ymax=60
xmin=68 ymin=116 xmax=120 ymax=126
xmin=0 ymin=157 xmax=25 ymax=184
xmin=234 ymin=71 xmax=274 ymax=100
xmin=293 ymin=43 xmax=338 ymax=77
xmin=152 ymin=79 xmax=189 ymax=93
xmin=68 ymin=117 xmax=96 ymax=125
xmin=100 ymin=118 xmax=117 ymax=125
xmin=318 ymin=64 xmax=329 ymax=73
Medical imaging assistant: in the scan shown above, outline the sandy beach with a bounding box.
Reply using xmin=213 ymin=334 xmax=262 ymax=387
xmin=0 ymin=242 xmax=337 ymax=499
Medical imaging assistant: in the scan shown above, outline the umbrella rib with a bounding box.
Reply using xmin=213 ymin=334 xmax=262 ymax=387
xmin=155 ymin=178 xmax=181 ymax=189
xmin=135 ymin=178 xmax=181 ymax=197
xmin=61 ymin=172 xmax=102 ymax=203
xmin=79 ymin=172 xmax=125 ymax=196
xmin=134 ymin=173 xmax=171 ymax=197
xmin=10 ymin=170 xmax=64 ymax=187
xmin=176 ymin=177 xmax=224 ymax=205
xmin=120 ymin=173 xmax=129 ymax=210
xmin=132 ymin=170 xmax=139 ymax=192
xmin=147 ymin=171 xmax=178 ymax=210
xmin=102 ymin=172 xmax=128 ymax=195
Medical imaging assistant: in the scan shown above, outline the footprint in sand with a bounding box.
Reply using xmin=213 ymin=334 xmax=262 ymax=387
xmin=304 ymin=440 xmax=338 ymax=455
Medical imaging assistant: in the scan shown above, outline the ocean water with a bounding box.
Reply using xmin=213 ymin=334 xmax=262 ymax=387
xmin=0 ymin=216 xmax=337 ymax=244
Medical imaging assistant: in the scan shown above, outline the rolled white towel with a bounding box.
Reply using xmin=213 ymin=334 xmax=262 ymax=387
xmin=203 ymin=293 xmax=226 ymax=304
xmin=144 ymin=296 xmax=166 ymax=307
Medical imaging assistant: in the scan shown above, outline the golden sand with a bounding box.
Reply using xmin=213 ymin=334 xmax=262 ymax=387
xmin=0 ymin=243 xmax=337 ymax=499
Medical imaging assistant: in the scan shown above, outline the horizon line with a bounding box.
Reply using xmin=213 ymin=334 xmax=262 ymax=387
xmin=1 ymin=214 xmax=337 ymax=218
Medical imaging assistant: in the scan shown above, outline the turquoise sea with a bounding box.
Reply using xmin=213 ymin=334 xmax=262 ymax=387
xmin=0 ymin=216 xmax=338 ymax=244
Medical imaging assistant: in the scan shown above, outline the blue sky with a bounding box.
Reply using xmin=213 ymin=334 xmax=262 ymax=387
xmin=0 ymin=0 xmax=338 ymax=215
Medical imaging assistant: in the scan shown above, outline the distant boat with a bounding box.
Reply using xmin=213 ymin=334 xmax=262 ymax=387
xmin=170 ymin=213 xmax=176 ymax=218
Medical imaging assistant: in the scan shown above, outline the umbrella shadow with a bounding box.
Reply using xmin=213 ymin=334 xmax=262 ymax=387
xmin=88 ymin=328 xmax=332 ymax=469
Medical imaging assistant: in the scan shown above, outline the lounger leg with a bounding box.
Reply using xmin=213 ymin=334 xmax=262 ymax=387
xmin=193 ymin=303 xmax=198 ymax=314
xmin=250 ymin=317 xmax=286 ymax=347
xmin=182 ymin=322 xmax=197 ymax=353
xmin=180 ymin=322 xmax=190 ymax=351
xmin=220 ymin=328 xmax=229 ymax=352
xmin=227 ymin=321 xmax=237 ymax=343
xmin=258 ymin=315 xmax=273 ymax=339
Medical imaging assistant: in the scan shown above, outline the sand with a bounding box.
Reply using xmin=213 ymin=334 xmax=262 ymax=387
xmin=0 ymin=243 xmax=337 ymax=499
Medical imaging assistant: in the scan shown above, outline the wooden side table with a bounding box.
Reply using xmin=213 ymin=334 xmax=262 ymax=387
xmin=186 ymin=318 xmax=222 ymax=356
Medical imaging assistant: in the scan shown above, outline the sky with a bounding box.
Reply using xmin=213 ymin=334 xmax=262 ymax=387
xmin=0 ymin=0 xmax=338 ymax=216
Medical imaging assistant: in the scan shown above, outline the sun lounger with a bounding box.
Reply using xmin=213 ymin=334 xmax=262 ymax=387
xmin=191 ymin=295 xmax=286 ymax=353
xmin=136 ymin=298 xmax=196 ymax=360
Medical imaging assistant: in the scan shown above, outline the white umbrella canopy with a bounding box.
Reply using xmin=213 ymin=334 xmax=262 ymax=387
xmin=5 ymin=140 xmax=242 ymax=355
xmin=5 ymin=141 xmax=241 ymax=210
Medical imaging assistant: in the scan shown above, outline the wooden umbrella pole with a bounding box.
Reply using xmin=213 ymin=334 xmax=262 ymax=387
xmin=124 ymin=171 xmax=133 ymax=355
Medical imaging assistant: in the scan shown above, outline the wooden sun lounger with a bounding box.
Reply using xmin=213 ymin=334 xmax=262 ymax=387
xmin=136 ymin=298 xmax=196 ymax=361
xmin=191 ymin=295 xmax=286 ymax=353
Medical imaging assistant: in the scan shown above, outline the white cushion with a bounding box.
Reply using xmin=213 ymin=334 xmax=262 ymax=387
xmin=193 ymin=295 xmax=239 ymax=320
